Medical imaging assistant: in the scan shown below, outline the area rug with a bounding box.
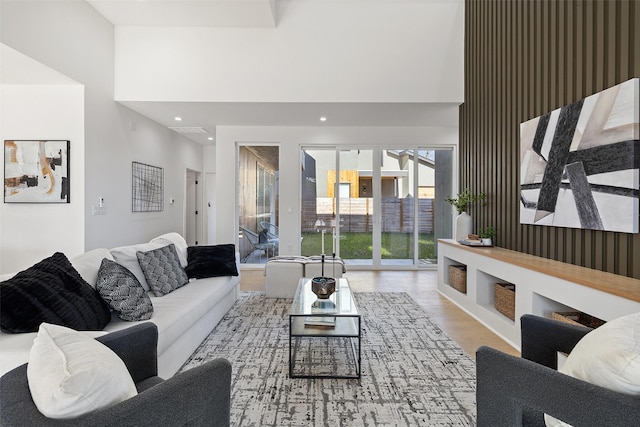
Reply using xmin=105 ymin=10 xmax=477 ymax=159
xmin=179 ymin=292 xmax=477 ymax=426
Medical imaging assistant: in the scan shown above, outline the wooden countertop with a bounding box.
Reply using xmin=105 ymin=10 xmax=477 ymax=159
xmin=438 ymin=239 xmax=640 ymax=303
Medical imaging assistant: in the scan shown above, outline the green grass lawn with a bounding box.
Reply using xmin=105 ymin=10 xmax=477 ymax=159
xmin=301 ymin=232 xmax=435 ymax=260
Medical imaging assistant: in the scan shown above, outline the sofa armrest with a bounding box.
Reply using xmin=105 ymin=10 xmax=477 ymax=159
xmin=96 ymin=323 xmax=158 ymax=382
xmin=476 ymin=346 xmax=640 ymax=427
xmin=520 ymin=314 xmax=592 ymax=370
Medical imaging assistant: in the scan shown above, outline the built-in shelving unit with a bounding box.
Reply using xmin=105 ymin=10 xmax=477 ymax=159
xmin=437 ymin=239 xmax=640 ymax=350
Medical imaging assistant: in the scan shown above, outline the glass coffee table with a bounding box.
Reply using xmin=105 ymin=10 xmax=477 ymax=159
xmin=289 ymin=277 xmax=361 ymax=379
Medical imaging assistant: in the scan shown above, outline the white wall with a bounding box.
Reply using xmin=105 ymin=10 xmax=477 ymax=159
xmin=214 ymin=125 xmax=458 ymax=255
xmin=114 ymin=0 xmax=464 ymax=103
xmin=0 ymin=1 xmax=204 ymax=271
xmin=0 ymin=84 xmax=85 ymax=273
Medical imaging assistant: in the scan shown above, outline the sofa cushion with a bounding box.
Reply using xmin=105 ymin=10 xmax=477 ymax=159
xmin=545 ymin=312 xmax=640 ymax=427
xmin=27 ymin=323 xmax=137 ymax=419
xmin=184 ymin=244 xmax=239 ymax=279
xmin=110 ymin=241 xmax=167 ymax=291
xmin=0 ymin=252 xmax=112 ymax=333
xmin=137 ymin=244 xmax=189 ymax=297
xmin=71 ymin=248 xmax=114 ymax=289
xmin=96 ymin=259 xmax=154 ymax=321
xmin=150 ymin=233 xmax=188 ymax=267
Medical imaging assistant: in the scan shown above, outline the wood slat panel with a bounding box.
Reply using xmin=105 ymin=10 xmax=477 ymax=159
xmin=460 ymin=0 xmax=639 ymax=279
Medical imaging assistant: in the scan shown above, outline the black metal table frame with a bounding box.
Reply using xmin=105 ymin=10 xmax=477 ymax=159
xmin=289 ymin=315 xmax=361 ymax=379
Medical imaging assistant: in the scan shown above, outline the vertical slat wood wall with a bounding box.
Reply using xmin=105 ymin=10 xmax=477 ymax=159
xmin=460 ymin=0 xmax=640 ymax=279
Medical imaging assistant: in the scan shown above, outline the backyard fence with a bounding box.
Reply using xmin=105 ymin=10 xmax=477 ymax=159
xmin=302 ymin=197 xmax=434 ymax=234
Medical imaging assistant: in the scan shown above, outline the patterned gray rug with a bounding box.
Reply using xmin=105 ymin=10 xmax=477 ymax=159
xmin=180 ymin=292 xmax=477 ymax=426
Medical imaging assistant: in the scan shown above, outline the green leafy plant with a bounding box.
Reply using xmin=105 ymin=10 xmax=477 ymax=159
xmin=445 ymin=189 xmax=486 ymax=214
xmin=478 ymin=226 xmax=496 ymax=239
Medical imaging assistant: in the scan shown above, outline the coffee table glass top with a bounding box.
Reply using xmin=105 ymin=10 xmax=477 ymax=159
xmin=290 ymin=278 xmax=358 ymax=317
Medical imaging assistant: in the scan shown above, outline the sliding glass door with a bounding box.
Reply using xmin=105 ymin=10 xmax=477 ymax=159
xmin=300 ymin=146 xmax=452 ymax=268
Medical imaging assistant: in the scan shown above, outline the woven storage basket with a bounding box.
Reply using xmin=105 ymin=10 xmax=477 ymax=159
xmin=494 ymin=283 xmax=515 ymax=321
xmin=552 ymin=311 xmax=605 ymax=329
xmin=448 ymin=265 xmax=467 ymax=294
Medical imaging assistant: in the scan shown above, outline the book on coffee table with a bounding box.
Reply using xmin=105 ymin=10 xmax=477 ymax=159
xmin=304 ymin=299 xmax=336 ymax=327
xmin=304 ymin=316 xmax=335 ymax=327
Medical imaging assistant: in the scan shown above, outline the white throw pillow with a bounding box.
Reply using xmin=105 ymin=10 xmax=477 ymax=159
xmin=545 ymin=312 xmax=640 ymax=427
xmin=71 ymin=248 xmax=114 ymax=289
xmin=27 ymin=323 xmax=137 ymax=419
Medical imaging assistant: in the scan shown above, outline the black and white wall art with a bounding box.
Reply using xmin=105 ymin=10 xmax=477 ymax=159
xmin=4 ymin=140 xmax=70 ymax=203
xmin=520 ymin=78 xmax=639 ymax=233
xmin=132 ymin=161 xmax=163 ymax=212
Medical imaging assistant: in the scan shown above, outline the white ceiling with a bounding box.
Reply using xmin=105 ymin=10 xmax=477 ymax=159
xmin=86 ymin=0 xmax=460 ymax=145
xmin=86 ymin=0 xmax=277 ymax=28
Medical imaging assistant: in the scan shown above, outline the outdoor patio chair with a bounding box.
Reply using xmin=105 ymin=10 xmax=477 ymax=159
xmin=239 ymin=226 xmax=276 ymax=261
xmin=259 ymin=222 xmax=279 ymax=254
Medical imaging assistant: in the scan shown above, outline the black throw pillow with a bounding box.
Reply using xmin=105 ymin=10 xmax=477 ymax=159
xmin=0 ymin=252 xmax=112 ymax=333
xmin=184 ymin=244 xmax=239 ymax=279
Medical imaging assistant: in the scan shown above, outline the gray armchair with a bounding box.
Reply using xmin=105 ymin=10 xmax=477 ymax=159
xmin=0 ymin=323 xmax=231 ymax=426
xmin=476 ymin=314 xmax=640 ymax=426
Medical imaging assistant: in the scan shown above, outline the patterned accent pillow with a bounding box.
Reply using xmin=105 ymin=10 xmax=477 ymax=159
xmin=96 ymin=259 xmax=153 ymax=321
xmin=136 ymin=244 xmax=189 ymax=297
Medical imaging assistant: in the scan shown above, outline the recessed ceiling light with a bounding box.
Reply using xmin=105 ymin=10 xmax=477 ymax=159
xmin=320 ymin=117 xmax=327 ymax=122
xmin=208 ymin=137 xmax=214 ymax=141
xmin=174 ymin=116 xmax=182 ymax=121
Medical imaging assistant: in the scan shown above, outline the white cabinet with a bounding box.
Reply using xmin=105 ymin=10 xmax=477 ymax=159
xmin=437 ymin=239 xmax=640 ymax=350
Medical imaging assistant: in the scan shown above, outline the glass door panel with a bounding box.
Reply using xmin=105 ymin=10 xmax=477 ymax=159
xmin=238 ymin=145 xmax=279 ymax=265
xmin=300 ymin=148 xmax=335 ymax=257
xmin=380 ymin=149 xmax=415 ymax=266
xmin=337 ymin=149 xmax=373 ymax=266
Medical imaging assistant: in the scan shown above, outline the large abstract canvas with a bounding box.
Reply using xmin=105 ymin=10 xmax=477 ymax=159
xmin=4 ymin=140 xmax=70 ymax=203
xmin=520 ymin=78 xmax=639 ymax=233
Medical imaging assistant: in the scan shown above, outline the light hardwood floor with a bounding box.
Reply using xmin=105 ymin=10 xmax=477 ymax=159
xmin=240 ymin=268 xmax=520 ymax=359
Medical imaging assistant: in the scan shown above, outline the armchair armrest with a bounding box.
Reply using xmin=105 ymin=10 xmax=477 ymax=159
xmin=520 ymin=314 xmax=592 ymax=369
xmin=476 ymin=346 xmax=640 ymax=427
xmin=85 ymin=358 xmax=232 ymax=427
xmin=96 ymin=322 xmax=158 ymax=382
xmin=0 ymin=357 xmax=232 ymax=427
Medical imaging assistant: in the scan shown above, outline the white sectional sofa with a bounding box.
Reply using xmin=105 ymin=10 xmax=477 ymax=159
xmin=0 ymin=233 xmax=240 ymax=379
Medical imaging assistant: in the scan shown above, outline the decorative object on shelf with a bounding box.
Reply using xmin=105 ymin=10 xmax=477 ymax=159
xmin=446 ymin=189 xmax=486 ymax=241
xmin=455 ymin=212 xmax=473 ymax=242
xmin=520 ymin=77 xmax=639 ymax=233
xmin=494 ymin=283 xmax=516 ymax=321
xmin=132 ymin=161 xmax=163 ymax=212
xmin=4 ymin=140 xmax=70 ymax=203
xmin=478 ymin=226 xmax=497 ymax=246
xmin=311 ymin=254 xmax=336 ymax=299
xmin=448 ymin=264 xmax=467 ymax=294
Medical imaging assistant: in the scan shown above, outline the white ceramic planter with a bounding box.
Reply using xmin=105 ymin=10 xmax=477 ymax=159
xmin=455 ymin=212 xmax=473 ymax=241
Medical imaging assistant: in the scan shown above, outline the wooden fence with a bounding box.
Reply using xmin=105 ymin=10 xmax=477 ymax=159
xmin=301 ymin=198 xmax=434 ymax=234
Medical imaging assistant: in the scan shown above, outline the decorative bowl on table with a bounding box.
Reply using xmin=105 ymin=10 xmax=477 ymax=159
xmin=311 ymin=277 xmax=336 ymax=299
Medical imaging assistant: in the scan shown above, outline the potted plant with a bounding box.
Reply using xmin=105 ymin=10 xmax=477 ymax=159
xmin=446 ymin=189 xmax=486 ymax=241
xmin=445 ymin=189 xmax=486 ymax=215
xmin=478 ymin=226 xmax=496 ymax=246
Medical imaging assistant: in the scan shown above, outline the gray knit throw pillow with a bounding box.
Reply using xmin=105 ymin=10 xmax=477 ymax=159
xmin=136 ymin=244 xmax=189 ymax=297
xmin=96 ymin=258 xmax=153 ymax=321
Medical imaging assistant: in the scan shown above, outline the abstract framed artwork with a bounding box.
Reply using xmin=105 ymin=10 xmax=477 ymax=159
xmin=132 ymin=161 xmax=163 ymax=212
xmin=520 ymin=78 xmax=639 ymax=233
xmin=4 ymin=140 xmax=70 ymax=203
